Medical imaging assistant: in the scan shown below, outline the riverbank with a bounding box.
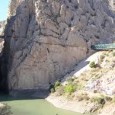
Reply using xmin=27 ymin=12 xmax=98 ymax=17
xmin=0 ymin=95 xmax=85 ymax=115
xmin=0 ymin=103 xmax=11 ymax=115
xmin=46 ymin=94 xmax=115 ymax=115
xmin=46 ymin=95 xmax=95 ymax=114
xmin=46 ymin=51 xmax=115 ymax=115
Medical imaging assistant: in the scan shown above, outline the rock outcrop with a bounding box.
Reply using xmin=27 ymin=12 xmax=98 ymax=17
xmin=0 ymin=103 xmax=11 ymax=115
xmin=0 ymin=21 xmax=7 ymax=93
xmin=0 ymin=21 xmax=6 ymax=37
xmin=3 ymin=0 xmax=115 ymax=92
xmin=0 ymin=21 xmax=5 ymax=55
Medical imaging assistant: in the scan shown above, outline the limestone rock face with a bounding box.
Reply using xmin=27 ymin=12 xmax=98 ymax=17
xmin=0 ymin=21 xmax=5 ymax=53
xmin=0 ymin=21 xmax=6 ymax=37
xmin=4 ymin=0 xmax=115 ymax=91
xmin=8 ymin=0 xmax=21 ymax=16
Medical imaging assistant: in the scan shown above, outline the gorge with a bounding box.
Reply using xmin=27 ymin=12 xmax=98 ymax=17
xmin=0 ymin=0 xmax=115 ymax=115
xmin=1 ymin=0 xmax=115 ymax=94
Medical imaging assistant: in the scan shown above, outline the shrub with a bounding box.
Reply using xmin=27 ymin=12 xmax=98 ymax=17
xmin=90 ymin=96 xmax=105 ymax=105
xmin=105 ymin=96 xmax=112 ymax=102
xmin=89 ymin=61 xmax=96 ymax=68
xmin=67 ymin=78 xmax=74 ymax=83
xmin=49 ymin=81 xmax=61 ymax=93
xmin=56 ymin=86 xmax=64 ymax=96
xmin=112 ymin=96 xmax=115 ymax=103
xmin=76 ymin=83 xmax=84 ymax=90
xmin=93 ymin=90 xmax=98 ymax=93
xmin=113 ymin=52 xmax=115 ymax=56
xmin=54 ymin=81 xmax=61 ymax=88
xmin=92 ymin=74 xmax=101 ymax=81
xmin=50 ymin=88 xmax=55 ymax=93
xmin=76 ymin=93 xmax=90 ymax=101
xmin=77 ymin=96 xmax=84 ymax=101
xmin=99 ymin=55 xmax=105 ymax=63
xmin=64 ymin=83 xmax=75 ymax=94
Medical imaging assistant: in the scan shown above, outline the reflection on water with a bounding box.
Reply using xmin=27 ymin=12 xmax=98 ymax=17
xmin=0 ymin=95 xmax=93 ymax=115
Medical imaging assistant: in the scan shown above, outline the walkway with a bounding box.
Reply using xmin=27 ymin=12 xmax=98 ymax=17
xmin=91 ymin=43 xmax=115 ymax=50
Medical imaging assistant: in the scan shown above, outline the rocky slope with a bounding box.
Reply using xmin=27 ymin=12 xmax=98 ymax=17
xmin=2 ymin=0 xmax=115 ymax=92
xmin=0 ymin=103 xmax=11 ymax=115
xmin=47 ymin=50 xmax=115 ymax=115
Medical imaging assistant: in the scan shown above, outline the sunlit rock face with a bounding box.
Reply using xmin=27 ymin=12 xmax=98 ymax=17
xmin=109 ymin=0 xmax=115 ymax=10
xmin=5 ymin=0 xmax=115 ymax=91
xmin=8 ymin=0 xmax=21 ymax=16
xmin=0 ymin=21 xmax=6 ymax=37
xmin=0 ymin=21 xmax=5 ymax=65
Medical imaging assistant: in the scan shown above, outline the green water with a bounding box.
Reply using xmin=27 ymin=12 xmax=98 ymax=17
xmin=0 ymin=95 xmax=93 ymax=115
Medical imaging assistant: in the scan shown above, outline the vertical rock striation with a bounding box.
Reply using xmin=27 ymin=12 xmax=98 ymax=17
xmin=3 ymin=0 xmax=115 ymax=92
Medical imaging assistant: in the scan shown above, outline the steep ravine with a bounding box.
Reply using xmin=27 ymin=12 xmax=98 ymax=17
xmin=0 ymin=0 xmax=115 ymax=115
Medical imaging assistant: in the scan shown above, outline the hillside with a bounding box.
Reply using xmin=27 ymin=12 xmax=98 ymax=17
xmin=47 ymin=50 xmax=115 ymax=115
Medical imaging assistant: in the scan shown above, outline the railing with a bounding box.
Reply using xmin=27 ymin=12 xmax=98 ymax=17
xmin=91 ymin=43 xmax=115 ymax=50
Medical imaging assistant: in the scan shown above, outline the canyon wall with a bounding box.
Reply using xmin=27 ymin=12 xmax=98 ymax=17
xmin=4 ymin=0 xmax=115 ymax=91
xmin=0 ymin=21 xmax=7 ymax=93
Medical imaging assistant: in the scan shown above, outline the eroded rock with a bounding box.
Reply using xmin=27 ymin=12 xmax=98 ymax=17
xmin=4 ymin=0 xmax=115 ymax=91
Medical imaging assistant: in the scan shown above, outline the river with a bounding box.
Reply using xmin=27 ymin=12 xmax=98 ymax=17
xmin=0 ymin=95 xmax=93 ymax=115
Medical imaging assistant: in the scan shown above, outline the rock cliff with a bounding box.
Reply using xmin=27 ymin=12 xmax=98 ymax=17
xmin=0 ymin=21 xmax=7 ymax=93
xmin=0 ymin=21 xmax=6 ymax=37
xmin=3 ymin=0 xmax=115 ymax=92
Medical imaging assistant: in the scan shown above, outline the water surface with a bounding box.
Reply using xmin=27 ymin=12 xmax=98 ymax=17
xmin=0 ymin=95 xmax=93 ymax=115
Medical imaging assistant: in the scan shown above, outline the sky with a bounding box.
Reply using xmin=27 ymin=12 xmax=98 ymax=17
xmin=0 ymin=0 xmax=9 ymax=21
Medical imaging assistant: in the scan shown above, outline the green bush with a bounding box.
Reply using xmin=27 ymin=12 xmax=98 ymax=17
xmin=54 ymin=81 xmax=61 ymax=88
xmin=105 ymin=96 xmax=112 ymax=102
xmin=90 ymin=96 xmax=105 ymax=105
xmin=67 ymin=78 xmax=74 ymax=83
xmin=64 ymin=83 xmax=75 ymax=94
xmin=89 ymin=61 xmax=96 ymax=68
xmin=49 ymin=81 xmax=61 ymax=93
xmin=50 ymin=88 xmax=55 ymax=93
